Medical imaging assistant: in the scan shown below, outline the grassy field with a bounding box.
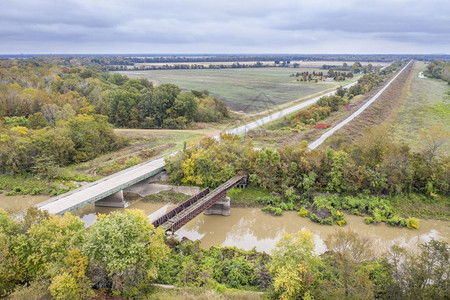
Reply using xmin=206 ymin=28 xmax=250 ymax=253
xmin=390 ymin=61 xmax=450 ymax=155
xmin=117 ymin=67 xmax=354 ymax=112
xmin=69 ymin=129 xmax=204 ymax=176
xmin=0 ymin=130 xmax=204 ymax=198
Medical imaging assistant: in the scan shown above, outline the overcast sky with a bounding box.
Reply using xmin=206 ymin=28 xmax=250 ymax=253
xmin=1 ymin=0 xmax=449 ymax=54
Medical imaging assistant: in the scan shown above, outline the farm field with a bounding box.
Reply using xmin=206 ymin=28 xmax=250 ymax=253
xmin=389 ymin=61 xmax=450 ymax=155
xmin=117 ymin=67 xmax=355 ymax=112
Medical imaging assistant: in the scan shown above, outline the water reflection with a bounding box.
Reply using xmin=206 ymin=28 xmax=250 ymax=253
xmin=177 ymin=208 xmax=450 ymax=255
xmin=4 ymin=192 xmax=448 ymax=256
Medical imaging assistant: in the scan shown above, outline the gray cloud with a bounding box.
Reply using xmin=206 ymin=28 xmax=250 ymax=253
xmin=0 ymin=0 xmax=449 ymax=54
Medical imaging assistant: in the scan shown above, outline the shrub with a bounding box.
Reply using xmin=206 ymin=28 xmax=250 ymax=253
xmin=337 ymin=219 xmax=347 ymax=227
xmin=365 ymin=217 xmax=374 ymax=224
xmin=335 ymin=210 xmax=345 ymax=220
xmin=299 ymin=207 xmax=308 ymax=217
xmin=313 ymin=123 xmax=331 ymax=129
xmin=257 ymin=196 xmax=282 ymax=206
xmin=279 ymin=202 xmax=295 ymax=211
xmin=262 ymin=205 xmax=283 ymax=216
xmin=31 ymin=188 xmax=44 ymax=195
xmin=406 ymin=217 xmax=420 ymax=229
xmin=386 ymin=216 xmax=407 ymax=227
xmin=227 ymin=188 xmax=242 ymax=198
xmin=274 ymin=207 xmax=283 ymax=216
xmin=6 ymin=186 xmax=30 ymax=195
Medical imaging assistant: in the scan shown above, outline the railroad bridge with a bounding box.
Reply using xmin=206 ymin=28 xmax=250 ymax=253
xmin=152 ymin=174 xmax=247 ymax=233
xmin=37 ymin=80 xmax=359 ymax=216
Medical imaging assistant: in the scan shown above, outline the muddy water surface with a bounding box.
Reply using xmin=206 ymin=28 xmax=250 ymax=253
xmin=2 ymin=193 xmax=448 ymax=255
xmin=74 ymin=199 xmax=449 ymax=255
xmin=0 ymin=192 xmax=49 ymax=213
xmin=176 ymin=208 xmax=449 ymax=254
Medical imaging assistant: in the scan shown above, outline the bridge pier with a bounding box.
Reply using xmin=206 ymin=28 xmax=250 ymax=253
xmin=95 ymin=190 xmax=125 ymax=208
xmin=204 ymin=196 xmax=230 ymax=216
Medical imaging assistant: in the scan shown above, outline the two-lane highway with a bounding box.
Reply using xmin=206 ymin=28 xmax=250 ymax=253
xmin=37 ymin=80 xmax=360 ymax=215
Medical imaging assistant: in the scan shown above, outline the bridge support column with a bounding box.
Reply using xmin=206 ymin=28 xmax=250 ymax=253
xmin=204 ymin=196 xmax=230 ymax=216
xmin=95 ymin=190 xmax=125 ymax=208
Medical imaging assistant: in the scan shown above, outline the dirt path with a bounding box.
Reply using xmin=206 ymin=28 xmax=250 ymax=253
xmin=114 ymin=128 xmax=221 ymax=137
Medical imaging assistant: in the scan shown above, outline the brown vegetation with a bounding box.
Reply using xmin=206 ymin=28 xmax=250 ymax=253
xmin=325 ymin=62 xmax=414 ymax=145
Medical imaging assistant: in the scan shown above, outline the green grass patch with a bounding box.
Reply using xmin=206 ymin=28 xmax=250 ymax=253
xmin=143 ymin=190 xmax=191 ymax=203
xmin=0 ymin=173 xmax=75 ymax=196
xmin=391 ymin=61 xmax=450 ymax=155
xmin=71 ymin=130 xmax=203 ymax=176
xmin=150 ymin=286 xmax=264 ymax=300
xmin=0 ymin=174 xmax=49 ymax=193
xmin=388 ymin=194 xmax=450 ymax=220
xmin=227 ymin=185 xmax=273 ymax=206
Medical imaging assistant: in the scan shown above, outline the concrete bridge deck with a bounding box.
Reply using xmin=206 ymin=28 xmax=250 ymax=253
xmin=37 ymin=157 xmax=165 ymax=215
xmin=38 ymin=80 xmax=358 ymax=215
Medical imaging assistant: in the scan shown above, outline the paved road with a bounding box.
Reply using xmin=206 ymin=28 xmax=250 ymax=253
xmin=225 ymin=81 xmax=357 ymax=136
xmin=38 ymin=81 xmax=357 ymax=215
xmin=37 ymin=157 xmax=165 ymax=215
xmin=308 ymin=60 xmax=413 ymax=149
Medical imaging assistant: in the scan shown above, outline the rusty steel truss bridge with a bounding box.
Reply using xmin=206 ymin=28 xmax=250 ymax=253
xmin=151 ymin=175 xmax=246 ymax=233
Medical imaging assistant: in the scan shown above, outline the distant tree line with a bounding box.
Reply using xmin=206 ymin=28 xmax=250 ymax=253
xmin=109 ymin=61 xmax=271 ymax=71
xmin=80 ymin=54 xmax=449 ymax=68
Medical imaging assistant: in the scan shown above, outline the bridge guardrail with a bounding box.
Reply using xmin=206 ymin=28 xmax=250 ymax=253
xmin=163 ymin=175 xmax=246 ymax=232
xmin=152 ymin=188 xmax=210 ymax=227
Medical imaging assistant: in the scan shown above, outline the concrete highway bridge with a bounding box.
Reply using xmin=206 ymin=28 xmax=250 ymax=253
xmin=36 ymin=157 xmax=166 ymax=215
xmin=37 ymin=62 xmax=411 ymax=227
xmin=37 ymin=80 xmax=358 ymax=216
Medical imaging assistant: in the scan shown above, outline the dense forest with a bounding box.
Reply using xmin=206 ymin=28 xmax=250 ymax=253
xmin=0 ymin=60 xmax=229 ymax=128
xmin=0 ymin=207 xmax=448 ymax=299
xmin=0 ymin=60 xmax=229 ymax=175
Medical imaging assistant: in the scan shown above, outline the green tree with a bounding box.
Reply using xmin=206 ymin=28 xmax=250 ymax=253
xmin=28 ymin=112 xmax=48 ymax=129
xmin=22 ymin=213 xmax=85 ymax=278
xmin=0 ymin=210 xmax=24 ymax=297
xmin=82 ymin=210 xmax=169 ymax=294
xmin=269 ymin=229 xmax=322 ymax=300
xmin=316 ymin=230 xmax=375 ymax=299
xmin=49 ymin=273 xmax=82 ymax=300
xmin=168 ymin=92 xmax=198 ymax=122
xmin=106 ymin=90 xmax=141 ymax=127
xmin=67 ymin=114 xmax=117 ymax=162
xmin=386 ymin=240 xmax=450 ymax=299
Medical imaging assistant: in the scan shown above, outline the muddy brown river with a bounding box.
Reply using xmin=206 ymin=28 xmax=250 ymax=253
xmin=2 ymin=192 xmax=448 ymax=255
xmin=74 ymin=198 xmax=449 ymax=255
